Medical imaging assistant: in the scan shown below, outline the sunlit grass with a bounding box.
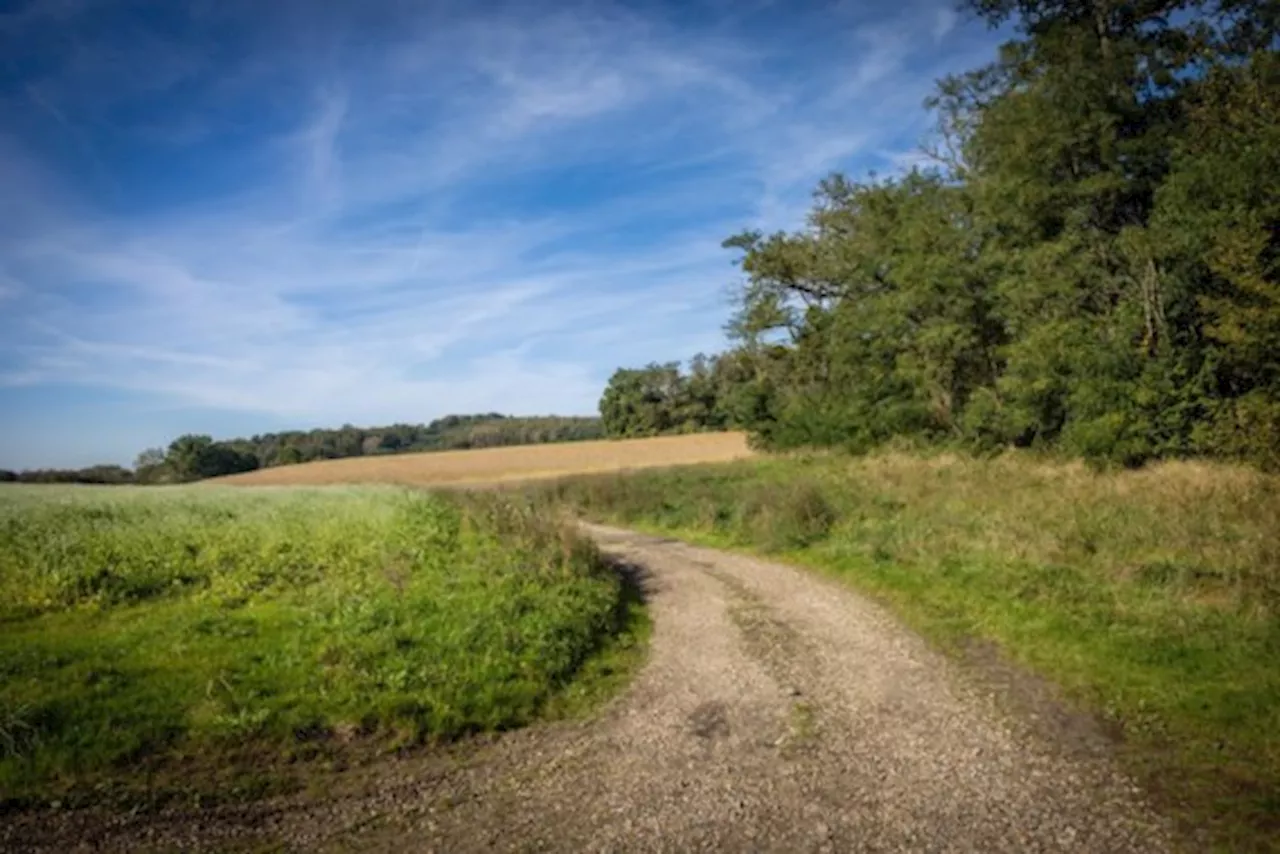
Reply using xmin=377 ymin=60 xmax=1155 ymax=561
xmin=0 ymin=484 xmax=632 ymax=807
xmin=530 ymin=451 xmax=1280 ymax=852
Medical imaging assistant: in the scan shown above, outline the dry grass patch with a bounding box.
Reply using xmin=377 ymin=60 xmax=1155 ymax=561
xmin=211 ymin=432 xmax=754 ymax=488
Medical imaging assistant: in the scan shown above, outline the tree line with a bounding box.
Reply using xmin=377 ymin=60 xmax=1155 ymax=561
xmin=599 ymin=0 xmax=1280 ymax=470
xmin=2 ymin=414 xmax=604 ymax=485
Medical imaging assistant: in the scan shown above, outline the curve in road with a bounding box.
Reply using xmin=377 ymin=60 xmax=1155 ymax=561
xmin=5 ymin=524 xmax=1175 ymax=853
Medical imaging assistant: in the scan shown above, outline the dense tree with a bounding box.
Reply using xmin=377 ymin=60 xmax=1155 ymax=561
xmin=720 ymin=171 xmax=1005 ymax=451
xmin=600 ymin=364 xmax=683 ymax=437
xmin=165 ymin=434 xmax=259 ymax=481
xmin=4 ymin=465 xmax=135 ymax=485
xmin=235 ymin=415 xmax=601 ymax=468
xmin=598 ymin=358 xmax=743 ymax=437
xmin=157 ymin=416 xmax=606 ymax=478
xmin=603 ymin=0 xmax=1279 ymax=469
xmin=1149 ymin=49 xmax=1280 ymax=467
xmin=2 ymin=414 xmax=606 ymax=485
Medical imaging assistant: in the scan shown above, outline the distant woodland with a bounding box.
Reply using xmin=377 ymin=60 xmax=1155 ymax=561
xmin=600 ymin=0 xmax=1280 ymax=470
xmin=2 ymin=415 xmax=603 ymax=484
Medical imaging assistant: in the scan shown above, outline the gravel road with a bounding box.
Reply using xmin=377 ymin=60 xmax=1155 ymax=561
xmin=3 ymin=524 xmax=1175 ymax=852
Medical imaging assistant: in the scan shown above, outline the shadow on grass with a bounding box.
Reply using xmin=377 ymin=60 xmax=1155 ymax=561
xmin=540 ymin=556 xmax=654 ymax=722
xmin=528 ymin=455 xmax=1280 ymax=853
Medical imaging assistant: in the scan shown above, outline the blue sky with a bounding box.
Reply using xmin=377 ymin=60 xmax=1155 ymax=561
xmin=0 ymin=0 xmax=1002 ymax=469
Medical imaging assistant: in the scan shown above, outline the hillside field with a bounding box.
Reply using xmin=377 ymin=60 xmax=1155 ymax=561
xmin=211 ymin=432 xmax=754 ymax=487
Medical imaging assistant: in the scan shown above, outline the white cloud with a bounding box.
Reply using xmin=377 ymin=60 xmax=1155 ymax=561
xmin=297 ymin=87 xmax=348 ymax=207
xmin=933 ymin=7 xmax=960 ymax=43
xmin=0 ymin=0 xmax=1002 ymax=461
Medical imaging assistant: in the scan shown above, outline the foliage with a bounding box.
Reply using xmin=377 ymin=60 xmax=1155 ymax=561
xmin=603 ymin=0 xmax=1279 ymax=469
xmin=1 ymin=465 xmax=138 ymax=485
xmin=239 ymin=414 xmax=604 ymax=469
xmin=0 ymin=485 xmax=629 ymax=805
xmin=598 ymin=356 xmax=741 ymax=437
xmin=4 ymin=414 xmax=606 ymax=485
xmin=165 ymin=434 xmax=259 ymax=481
xmin=530 ymin=453 xmax=1280 ymax=851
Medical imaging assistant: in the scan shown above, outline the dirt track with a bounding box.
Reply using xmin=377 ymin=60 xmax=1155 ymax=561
xmin=3 ymin=525 xmax=1174 ymax=852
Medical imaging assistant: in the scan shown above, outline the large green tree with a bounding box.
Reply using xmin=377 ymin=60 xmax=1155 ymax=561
xmin=723 ymin=171 xmax=1003 ymax=450
xmin=598 ymin=359 xmax=743 ymax=438
xmin=164 ymin=435 xmax=259 ymax=481
xmin=603 ymin=0 xmax=1279 ymax=468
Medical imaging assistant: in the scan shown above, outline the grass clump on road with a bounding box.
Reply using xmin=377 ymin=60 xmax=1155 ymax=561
xmin=533 ymin=452 xmax=1280 ymax=851
xmin=0 ymin=485 xmax=632 ymax=807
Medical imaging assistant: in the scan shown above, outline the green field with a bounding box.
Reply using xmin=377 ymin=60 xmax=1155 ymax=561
xmin=530 ymin=452 xmax=1280 ymax=850
xmin=0 ymin=485 xmax=639 ymax=807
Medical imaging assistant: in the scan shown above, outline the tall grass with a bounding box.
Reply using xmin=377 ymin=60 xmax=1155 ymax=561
xmin=531 ymin=452 xmax=1280 ymax=851
xmin=0 ymin=485 xmax=633 ymax=807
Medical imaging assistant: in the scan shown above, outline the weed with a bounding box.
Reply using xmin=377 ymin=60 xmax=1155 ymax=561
xmin=0 ymin=703 xmax=40 ymax=759
xmin=741 ymin=480 xmax=836 ymax=552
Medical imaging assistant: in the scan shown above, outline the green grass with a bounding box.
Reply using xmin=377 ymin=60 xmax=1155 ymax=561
xmin=528 ymin=451 xmax=1280 ymax=852
xmin=0 ymin=484 xmax=637 ymax=808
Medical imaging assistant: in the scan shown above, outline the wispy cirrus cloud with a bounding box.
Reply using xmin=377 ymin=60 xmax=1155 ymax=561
xmin=0 ymin=0 xmax=1001 ymax=467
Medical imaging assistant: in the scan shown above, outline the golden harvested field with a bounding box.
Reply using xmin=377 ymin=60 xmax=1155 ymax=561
xmin=211 ymin=432 xmax=754 ymax=487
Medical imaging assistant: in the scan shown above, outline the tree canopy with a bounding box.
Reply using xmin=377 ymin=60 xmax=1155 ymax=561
xmin=599 ymin=0 xmax=1280 ymax=469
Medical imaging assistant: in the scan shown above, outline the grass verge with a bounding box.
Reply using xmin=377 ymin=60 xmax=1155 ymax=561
xmin=528 ymin=451 xmax=1280 ymax=853
xmin=0 ymin=484 xmax=642 ymax=810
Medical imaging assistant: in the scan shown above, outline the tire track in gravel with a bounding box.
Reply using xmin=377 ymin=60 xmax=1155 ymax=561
xmin=2 ymin=524 xmax=1176 ymax=853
